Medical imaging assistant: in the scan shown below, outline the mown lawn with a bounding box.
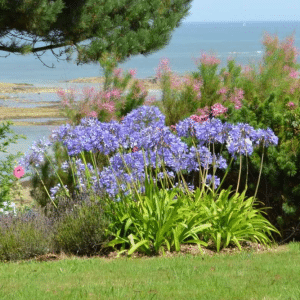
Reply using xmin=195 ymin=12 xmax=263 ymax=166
xmin=0 ymin=242 xmax=299 ymax=300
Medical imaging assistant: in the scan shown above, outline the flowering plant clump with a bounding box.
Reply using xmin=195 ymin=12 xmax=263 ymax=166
xmin=149 ymin=54 xmax=247 ymax=129
xmin=17 ymin=105 xmax=278 ymax=206
xmin=14 ymin=105 xmax=281 ymax=254
xmin=57 ymin=52 xmax=149 ymax=126
xmin=238 ymin=32 xmax=300 ymax=106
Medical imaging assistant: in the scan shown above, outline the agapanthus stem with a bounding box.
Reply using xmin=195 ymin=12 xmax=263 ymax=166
xmin=215 ymin=156 xmax=234 ymax=195
xmin=192 ymin=138 xmax=204 ymax=191
xmin=212 ymin=142 xmax=216 ymax=196
xmin=66 ymin=153 xmax=80 ymax=194
xmin=236 ymin=153 xmax=242 ymax=195
xmin=34 ymin=167 xmax=57 ymax=209
xmin=158 ymin=155 xmax=176 ymax=191
xmin=89 ymin=150 xmax=102 ymax=200
xmin=245 ymin=154 xmax=249 ymax=191
xmin=254 ymin=141 xmax=265 ymax=200
xmin=80 ymin=151 xmax=92 ymax=190
xmin=43 ymin=152 xmax=71 ymax=198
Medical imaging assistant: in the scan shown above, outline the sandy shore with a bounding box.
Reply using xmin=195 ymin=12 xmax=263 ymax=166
xmin=0 ymin=82 xmax=65 ymax=95
xmin=0 ymin=76 xmax=164 ymax=95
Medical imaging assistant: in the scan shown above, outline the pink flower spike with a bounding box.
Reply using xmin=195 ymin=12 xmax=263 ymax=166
xmin=129 ymin=69 xmax=137 ymax=77
xmin=13 ymin=166 xmax=24 ymax=179
xmin=87 ymin=111 xmax=98 ymax=118
xmin=199 ymin=53 xmax=221 ymax=66
xmin=217 ymin=87 xmax=228 ymax=94
xmin=289 ymin=71 xmax=299 ymax=79
xmin=113 ymin=68 xmax=123 ymax=77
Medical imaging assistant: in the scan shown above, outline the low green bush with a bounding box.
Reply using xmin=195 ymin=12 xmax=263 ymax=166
xmin=50 ymin=193 xmax=112 ymax=257
xmin=0 ymin=209 xmax=54 ymax=262
xmin=194 ymin=186 xmax=281 ymax=252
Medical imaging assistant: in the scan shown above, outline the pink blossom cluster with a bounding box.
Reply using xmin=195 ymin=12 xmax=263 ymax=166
xmin=288 ymin=78 xmax=300 ymax=95
xmin=82 ymin=86 xmax=96 ymax=99
xmin=194 ymin=103 xmax=228 ymax=122
xmin=263 ymin=33 xmax=300 ymax=68
xmin=104 ymin=88 xmax=123 ymax=100
xmin=289 ymin=70 xmax=300 ymax=79
xmin=283 ymin=65 xmax=300 ymax=78
xmin=113 ymin=68 xmax=123 ymax=78
xmin=132 ymin=81 xmax=147 ymax=99
xmin=155 ymin=59 xmax=203 ymax=98
xmin=101 ymin=101 xmax=116 ymax=113
xmin=170 ymin=125 xmax=177 ymax=132
xmin=190 ymin=114 xmax=209 ymax=123
xmin=228 ymin=87 xmax=244 ymax=109
xmin=182 ymin=75 xmax=203 ymax=98
xmin=155 ymin=57 xmax=172 ymax=80
xmin=241 ymin=66 xmax=255 ymax=80
xmin=169 ymin=73 xmax=186 ymax=91
xmin=57 ymin=88 xmax=77 ymax=108
xmin=281 ymin=37 xmax=300 ymax=63
xmin=129 ymin=69 xmax=137 ymax=77
xmin=211 ymin=103 xmax=228 ymax=115
xmin=87 ymin=111 xmax=98 ymax=118
xmin=287 ymin=102 xmax=296 ymax=109
xmin=193 ymin=53 xmax=221 ymax=66
xmin=113 ymin=68 xmax=137 ymax=79
xmin=217 ymin=87 xmax=228 ymax=101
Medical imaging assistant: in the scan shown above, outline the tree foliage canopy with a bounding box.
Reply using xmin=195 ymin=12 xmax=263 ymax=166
xmin=0 ymin=0 xmax=193 ymax=67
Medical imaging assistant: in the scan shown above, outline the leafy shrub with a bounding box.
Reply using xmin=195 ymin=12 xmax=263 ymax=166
xmin=217 ymin=91 xmax=300 ymax=242
xmin=0 ymin=208 xmax=54 ymax=262
xmin=105 ymin=167 xmax=212 ymax=256
xmin=50 ymin=192 xmax=112 ymax=257
xmin=194 ymin=187 xmax=281 ymax=252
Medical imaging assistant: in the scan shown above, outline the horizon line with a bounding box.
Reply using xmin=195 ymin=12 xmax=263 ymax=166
xmin=182 ymin=20 xmax=300 ymax=23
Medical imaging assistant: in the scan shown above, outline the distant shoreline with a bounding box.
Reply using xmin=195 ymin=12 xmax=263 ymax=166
xmin=0 ymin=74 xmax=191 ymax=127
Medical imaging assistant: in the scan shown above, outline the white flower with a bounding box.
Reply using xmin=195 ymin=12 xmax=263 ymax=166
xmin=245 ymin=138 xmax=252 ymax=146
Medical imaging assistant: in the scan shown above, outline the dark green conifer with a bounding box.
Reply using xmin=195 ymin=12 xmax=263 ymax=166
xmin=0 ymin=0 xmax=193 ymax=67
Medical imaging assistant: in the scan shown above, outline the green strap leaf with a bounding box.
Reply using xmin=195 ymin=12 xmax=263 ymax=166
xmin=128 ymin=240 xmax=149 ymax=255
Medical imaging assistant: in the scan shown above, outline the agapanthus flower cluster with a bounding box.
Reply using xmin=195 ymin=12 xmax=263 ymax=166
xmin=174 ymin=117 xmax=278 ymax=158
xmin=17 ymin=106 xmax=278 ymax=202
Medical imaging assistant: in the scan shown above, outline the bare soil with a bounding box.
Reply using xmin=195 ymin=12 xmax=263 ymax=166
xmin=23 ymin=241 xmax=290 ymax=264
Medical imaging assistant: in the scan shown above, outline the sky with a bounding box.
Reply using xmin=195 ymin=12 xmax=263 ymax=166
xmin=182 ymin=0 xmax=300 ymax=23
